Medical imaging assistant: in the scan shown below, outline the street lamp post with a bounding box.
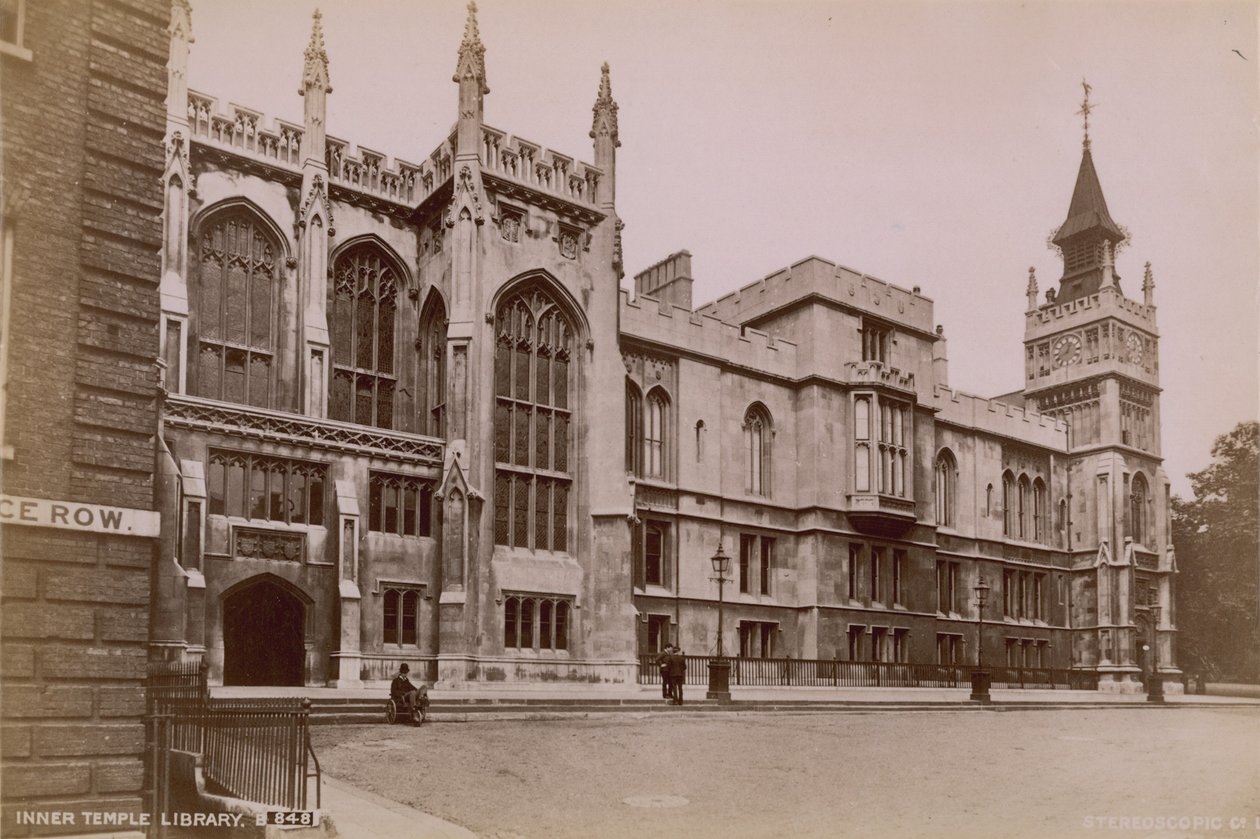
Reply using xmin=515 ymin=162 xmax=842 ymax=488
xmin=706 ymin=543 xmax=732 ymax=702
xmin=1147 ymin=602 xmax=1165 ymax=704
xmin=970 ymin=575 xmax=992 ymax=703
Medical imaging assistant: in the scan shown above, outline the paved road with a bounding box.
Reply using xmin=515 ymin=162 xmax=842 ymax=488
xmin=310 ymin=708 xmax=1260 ymax=839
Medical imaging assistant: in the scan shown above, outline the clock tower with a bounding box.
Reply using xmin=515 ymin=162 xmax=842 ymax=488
xmin=1020 ymin=83 xmax=1178 ymax=693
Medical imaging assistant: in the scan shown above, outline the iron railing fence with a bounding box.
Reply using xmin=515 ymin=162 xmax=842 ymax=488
xmin=637 ymin=654 xmax=1099 ymax=691
xmin=145 ymin=661 xmax=320 ymax=822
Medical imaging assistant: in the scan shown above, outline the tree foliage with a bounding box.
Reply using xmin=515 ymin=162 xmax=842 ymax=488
xmin=1172 ymin=421 xmax=1259 ymax=681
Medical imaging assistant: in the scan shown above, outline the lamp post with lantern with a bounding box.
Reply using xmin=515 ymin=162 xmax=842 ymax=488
xmin=970 ymin=575 xmax=992 ymax=703
xmin=706 ymin=543 xmax=732 ymax=701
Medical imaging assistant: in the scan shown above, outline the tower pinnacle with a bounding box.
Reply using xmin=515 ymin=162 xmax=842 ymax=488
xmin=590 ymin=62 xmax=620 ymax=148
xmin=454 ymin=1 xmax=489 ymax=95
xmin=301 ymin=9 xmax=332 ymax=95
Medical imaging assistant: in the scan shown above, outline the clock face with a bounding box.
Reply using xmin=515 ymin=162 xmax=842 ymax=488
xmin=1126 ymin=333 xmax=1144 ymax=364
xmin=1052 ymin=334 xmax=1083 ymax=367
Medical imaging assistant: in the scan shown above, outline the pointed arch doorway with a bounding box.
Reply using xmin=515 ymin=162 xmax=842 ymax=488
xmin=222 ymin=575 xmax=308 ymax=686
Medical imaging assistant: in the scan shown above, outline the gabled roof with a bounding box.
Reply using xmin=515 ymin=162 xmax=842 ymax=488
xmin=1052 ymin=146 xmax=1125 ymax=245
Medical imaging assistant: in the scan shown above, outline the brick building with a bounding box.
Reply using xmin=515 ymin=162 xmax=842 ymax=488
xmin=147 ymin=3 xmax=1178 ymax=694
xmin=0 ymin=0 xmax=168 ymax=833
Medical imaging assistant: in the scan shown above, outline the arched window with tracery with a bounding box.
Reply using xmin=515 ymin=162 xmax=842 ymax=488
xmin=625 ymin=380 xmax=642 ymax=474
xmin=493 ymin=282 xmax=574 ymax=551
xmin=935 ymin=449 xmax=957 ymax=527
xmin=1002 ymin=471 xmax=1015 ymax=537
xmin=192 ymin=210 xmax=280 ymax=407
xmin=644 ymin=389 xmax=669 ymax=479
xmin=744 ymin=404 xmax=772 ymax=497
xmin=1130 ymin=472 xmax=1149 ymax=545
xmin=418 ymin=294 xmax=447 ymax=437
xmin=329 ymin=243 xmax=400 ymax=429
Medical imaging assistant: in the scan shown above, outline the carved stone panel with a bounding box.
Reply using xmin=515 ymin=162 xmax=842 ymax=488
xmin=233 ymin=526 xmax=305 ymax=562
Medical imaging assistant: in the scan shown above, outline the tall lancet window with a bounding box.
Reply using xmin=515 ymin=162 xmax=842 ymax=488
xmin=644 ymin=389 xmax=669 ymax=479
xmin=493 ymin=282 xmax=574 ymax=551
xmin=625 ymin=381 xmax=642 ymax=474
xmin=192 ymin=211 xmax=279 ymax=408
xmin=329 ymin=244 xmax=399 ymax=429
xmin=1129 ymin=472 xmax=1149 ymax=546
xmin=935 ymin=449 xmax=957 ymax=528
xmin=744 ymin=404 xmax=772 ymax=497
xmin=419 ymin=294 xmax=447 ymax=438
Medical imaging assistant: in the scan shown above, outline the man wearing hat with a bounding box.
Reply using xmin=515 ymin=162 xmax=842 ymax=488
xmin=391 ymin=663 xmax=423 ymax=714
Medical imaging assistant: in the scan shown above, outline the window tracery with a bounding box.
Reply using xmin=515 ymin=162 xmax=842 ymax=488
xmin=329 ymin=244 xmax=400 ymax=429
xmin=493 ymin=282 xmax=574 ymax=551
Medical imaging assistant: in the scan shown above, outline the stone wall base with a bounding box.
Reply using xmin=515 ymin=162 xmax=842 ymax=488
xmin=434 ymin=655 xmax=638 ymax=688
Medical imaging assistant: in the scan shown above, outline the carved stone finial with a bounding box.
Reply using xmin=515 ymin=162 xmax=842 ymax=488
xmin=1027 ymin=266 xmax=1038 ymax=293
xmin=301 ymin=9 xmax=332 ymax=94
xmin=169 ymin=0 xmax=194 ymax=42
xmin=453 ymin=1 xmax=489 ymax=94
xmin=1142 ymin=261 xmax=1155 ymax=305
xmin=590 ymin=61 xmax=620 ymax=147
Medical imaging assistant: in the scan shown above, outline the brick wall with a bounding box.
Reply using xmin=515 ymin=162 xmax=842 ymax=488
xmin=1 ymin=0 xmax=168 ymax=833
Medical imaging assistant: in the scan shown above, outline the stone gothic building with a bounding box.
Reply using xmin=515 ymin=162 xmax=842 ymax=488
xmin=151 ymin=2 xmax=1178 ymax=693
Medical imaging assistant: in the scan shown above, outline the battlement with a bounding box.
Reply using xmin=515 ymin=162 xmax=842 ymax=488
xmin=620 ymin=288 xmax=799 ymax=379
xmin=930 ymin=385 xmax=1068 ymax=449
xmin=1028 ymin=283 xmax=1157 ymax=333
xmin=479 ymin=125 xmax=602 ymax=208
xmin=186 ymin=90 xmax=452 ymax=207
xmin=695 ymin=256 xmax=934 ymax=334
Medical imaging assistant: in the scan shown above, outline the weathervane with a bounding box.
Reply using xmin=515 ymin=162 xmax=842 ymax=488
xmin=1077 ymin=79 xmax=1095 ymax=150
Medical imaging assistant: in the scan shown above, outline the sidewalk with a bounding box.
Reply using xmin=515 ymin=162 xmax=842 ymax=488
xmin=213 ymin=682 xmax=1260 ymax=706
xmin=320 ymin=775 xmax=477 ymax=839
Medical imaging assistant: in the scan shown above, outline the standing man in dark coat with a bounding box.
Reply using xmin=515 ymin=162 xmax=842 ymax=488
xmin=657 ymin=645 xmax=673 ymax=701
xmin=668 ymin=646 xmax=686 ymax=705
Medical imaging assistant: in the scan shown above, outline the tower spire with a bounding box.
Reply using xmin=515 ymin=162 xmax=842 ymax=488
xmin=299 ymin=9 xmax=331 ymax=167
xmin=453 ymin=1 xmax=489 ymax=94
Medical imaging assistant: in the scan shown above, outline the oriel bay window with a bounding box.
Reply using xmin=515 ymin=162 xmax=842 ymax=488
xmin=329 ymin=244 xmax=401 ymax=429
xmin=207 ymin=450 xmax=326 ymax=525
xmin=852 ymin=393 xmax=911 ymax=497
xmin=368 ymin=473 xmax=435 ymax=537
xmin=503 ymin=594 xmax=572 ymax=651
xmin=192 ymin=211 xmax=279 ymax=408
xmin=493 ymin=283 xmax=574 ymax=552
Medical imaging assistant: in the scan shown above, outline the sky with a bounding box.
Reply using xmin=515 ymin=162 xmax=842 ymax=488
xmin=186 ymin=0 xmax=1259 ymax=497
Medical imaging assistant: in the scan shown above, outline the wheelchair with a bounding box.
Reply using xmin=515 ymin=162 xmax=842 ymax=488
xmin=385 ymin=687 xmax=429 ymax=726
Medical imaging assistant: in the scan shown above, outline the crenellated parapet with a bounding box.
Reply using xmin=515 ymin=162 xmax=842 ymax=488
xmin=845 ymin=360 xmax=915 ymax=394
xmin=479 ymin=124 xmax=602 ymax=212
xmin=186 ymin=90 xmax=454 ymax=210
xmin=695 ymin=256 xmax=934 ymax=336
xmin=930 ymin=385 xmax=1069 ymax=449
xmin=620 ymin=288 xmax=799 ymax=379
xmin=1026 ymin=282 xmax=1157 ymax=334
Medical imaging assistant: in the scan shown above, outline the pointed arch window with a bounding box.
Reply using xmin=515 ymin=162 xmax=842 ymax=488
xmin=1033 ymin=478 xmax=1047 ymax=543
xmin=1130 ymin=472 xmax=1149 ymax=545
xmin=1002 ymin=471 xmax=1015 ymax=537
xmin=744 ymin=404 xmax=772 ymax=497
xmin=935 ymin=449 xmax=957 ymax=527
xmin=1017 ymin=475 xmax=1032 ymax=539
xmin=644 ymin=389 xmax=669 ymax=479
xmin=192 ymin=211 xmax=279 ymax=407
xmin=493 ymin=282 xmax=574 ymax=551
xmin=329 ymin=244 xmax=400 ymax=429
xmin=625 ymin=381 xmax=642 ymax=474
xmin=419 ymin=295 xmax=448 ymax=437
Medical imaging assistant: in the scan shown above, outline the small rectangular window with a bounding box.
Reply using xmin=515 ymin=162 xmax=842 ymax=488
xmin=739 ymin=534 xmax=755 ymax=594
xmin=848 ymin=544 xmax=861 ymax=601
xmin=759 ymin=537 xmax=774 ymax=596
